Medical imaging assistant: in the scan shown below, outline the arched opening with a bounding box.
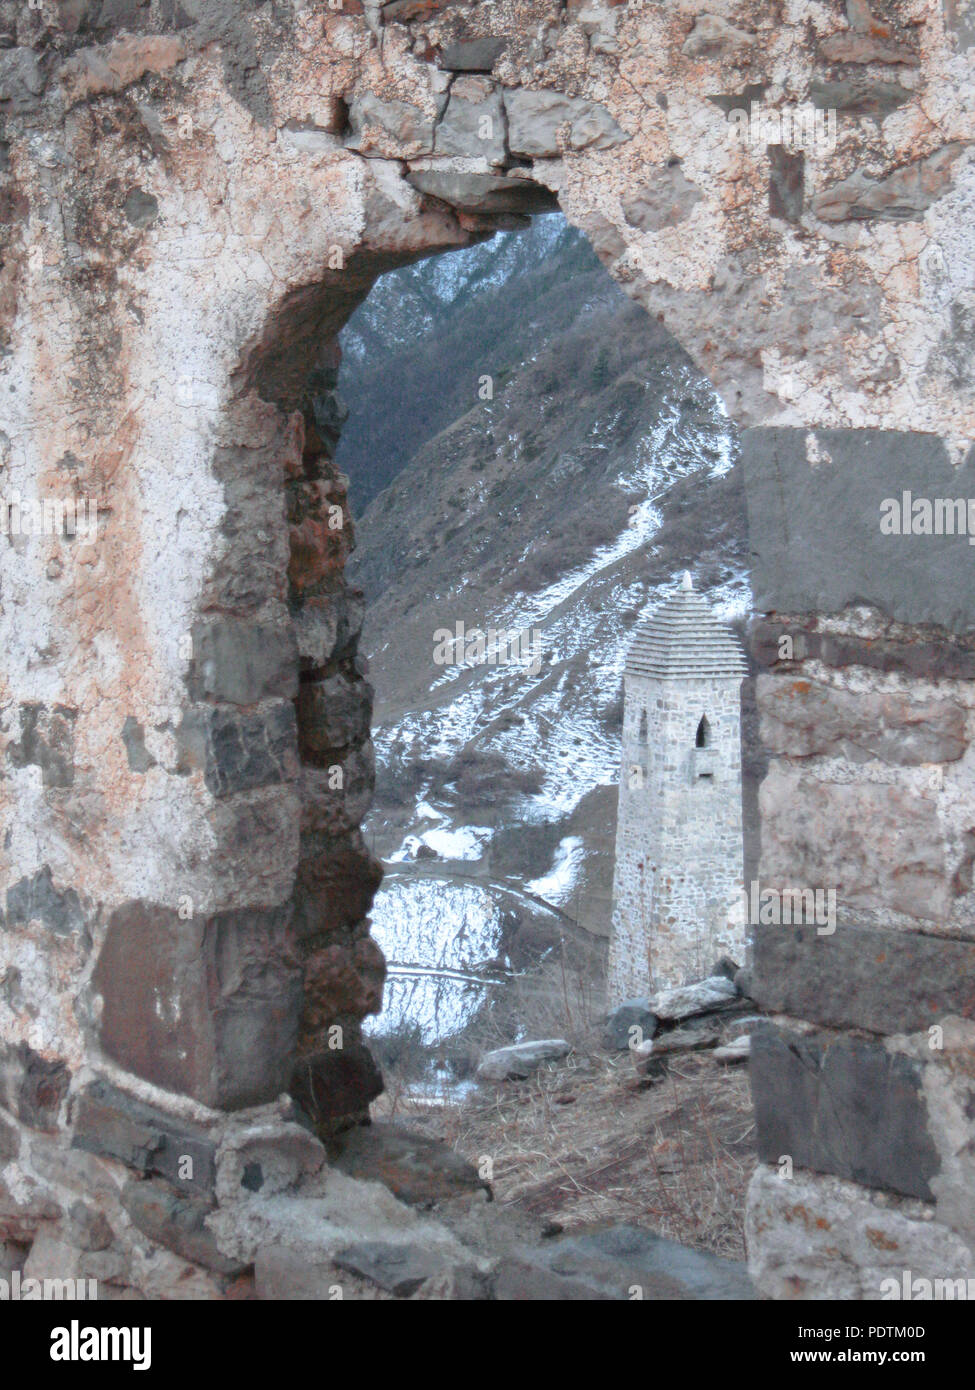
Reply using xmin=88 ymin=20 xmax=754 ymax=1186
xmin=696 ymin=715 xmax=711 ymax=749
xmin=326 ymin=210 xmax=751 ymax=1093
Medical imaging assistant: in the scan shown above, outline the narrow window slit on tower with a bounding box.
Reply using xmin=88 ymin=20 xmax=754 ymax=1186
xmin=695 ymin=715 xmax=710 ymax=748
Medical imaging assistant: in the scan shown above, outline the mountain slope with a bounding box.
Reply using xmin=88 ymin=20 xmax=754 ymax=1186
xmin=337 ymin=217 xmax=757 ymax=1040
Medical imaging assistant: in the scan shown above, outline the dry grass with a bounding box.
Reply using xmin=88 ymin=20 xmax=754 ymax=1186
xmin=373 ymin=1036 xmax=757 ymax=1262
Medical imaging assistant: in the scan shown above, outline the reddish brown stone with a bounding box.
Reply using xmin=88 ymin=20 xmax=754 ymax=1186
xmin=292 ymin=831 xmax=383 ymax=939
xmin=93 ymin=902 xmax=302 ymax=1110
xmin=291 ymin=1044 xmax=384 ymax=1126
xmin=301 ymin=936 xmax=386 ymax=1038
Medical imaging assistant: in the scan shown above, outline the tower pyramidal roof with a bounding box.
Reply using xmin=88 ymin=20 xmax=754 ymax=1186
xmin=625 ymin=571 xmax=748 ymax=679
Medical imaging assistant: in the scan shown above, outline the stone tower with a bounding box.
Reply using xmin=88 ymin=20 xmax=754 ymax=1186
xmin=608 ymin=573 xmax=748 ymax=1003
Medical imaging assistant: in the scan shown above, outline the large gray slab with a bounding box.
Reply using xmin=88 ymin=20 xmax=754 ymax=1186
xmin=750 ymin=1026 xmax=940 ymax=1200
xmin=742 ymin=427 xmax=975 ymax=632
xmin=495 ymin=1224 xmax=755 ymax=1300
xmin=752 ymin=922 xmax=975 ymax=1035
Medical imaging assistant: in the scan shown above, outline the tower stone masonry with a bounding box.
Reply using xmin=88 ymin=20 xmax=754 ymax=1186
xmin=608 ymin=573 xmax=748 ymax=1003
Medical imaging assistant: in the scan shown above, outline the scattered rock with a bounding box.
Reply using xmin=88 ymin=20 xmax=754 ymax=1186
xmin=333 ymin=1240 xmax=446 ymax=1297
xmin=495 ymin=1224 xmax=755 ymax=1300
xmin=254 ymin=1245 xmax=345 ymax=1300
xmin=332 ymin=1121 xmax=491 ymax=1206
xmin=121 ymin=1178 xmax=246 ymax=1276
xmin=709 ymin=955 xmax=740 ymax=982
xmin=648 ymin=975 xmax=738 ymax=1022
xmin=603 ymin=997 xmax=658 ymax=1051
xmin=476 ymin=1039 xmax=571 ymax=1082
xmin=713 ymin=1035 xmax=751 ymax=1063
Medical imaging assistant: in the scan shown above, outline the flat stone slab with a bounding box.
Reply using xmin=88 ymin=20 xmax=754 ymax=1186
xmin=331 ymin=1121 xmax=491 ymax=1206
xmin=751 ymin=1026 xmax=940 ymax=1201
xmin=476 ymin=1040 xmax=571 ymax=1082
xmin=333 ymin=1240 xmax=446 ymax=1298
xmin=495 ymin=1224 xmax=755 ymax=1300
xmin=648 ymin=976 xmax=738 ymax=1021
xmin=751 ymin=921 xmax=975 ymax=1035
xmin=713 ymin=1035 xmax=751 ymax=1063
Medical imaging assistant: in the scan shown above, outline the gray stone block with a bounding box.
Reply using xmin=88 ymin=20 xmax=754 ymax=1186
xmin=188 ymin=617 xmax=298 ymax=705
xmin=71 ymin=1080 xmax=216 ymax=1199
xmin=121 ymin=1178 xmax=246 ymax=1275
xmin=177 ymin=701 xmax=298 ymax=797
xmin=334 ymin=1240 xmax=445 ymax=1297
xmin=603 ymin=998 xmax=657 ymax=1051
xmin=751 ymin=922 xmax=975 ymax=1035
xmin=742 ymin=427 xmax=975 ymax=632
xmin=503 ymin=89 xmax=627 ymax=157
xmin=92 ymin=902 xmax=302 ymax=1110
xmin=750 ymin=1026 xmax=940 ymax=1200
xmin=495 ymin=1224 xmax=755 ymax=1300
xmin=6 ymin=703 xmax=77 ymax=789
xmin=4 ymin=866 xmax=86 ymax=937
xmin=0 ymin=1041 xmax=70 ymax=1132
xmin=439 ymin=38 xmax=506 ymax=72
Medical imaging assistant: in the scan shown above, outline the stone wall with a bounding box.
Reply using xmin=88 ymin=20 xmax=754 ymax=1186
xmin=608 ymin=671 xmax=745 ymax=999
xmin=0 ymin=0 xmax=973 ymax=1295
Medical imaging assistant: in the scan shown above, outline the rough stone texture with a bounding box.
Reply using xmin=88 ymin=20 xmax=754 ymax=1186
xmin=0 ymin=1042 xmax=70 ymax=1132
xmin=291 ymin=1044 xmax=385 ymax=1127
xmin=751 ymin=1026 xmax=941 ymax=1200
xmin=603 ymin=998 xmax=658 ymax=1051
xmin=743 ymin=430 xmax=975 ymax=633
xmin=648 ymin=976 xmax=739 ymax=1021
xmin=0 ymin=0 xmax=973 ymax=1298
xmin=758 ymin=675 xmax=968 ymax=765
xmin=188 ymin=619 xmax=299 ymax=706
xmin=93 ymin=903 xmax=303 ymax=1110
xmin=475 ymin=1039 xmax=571 ymax=1082
xmin=747 ymin=1164 xmax=975 ymax=1301
xmin=334 ymin=1239 xmax=446 ymax=1296
xmin=331 ymin=1121 xmax=491 ymax=1206
xmin=760 ymin=765 xmax=958 ymax=926
xmin=495 ymin=1225 xmax=755 ymax=1301
xmin=120 ymin=1177 xmax=247 ymax=1275
xmin=752 ymin=923 xmax=975 ymax=1035
xmin=503 ymin=89 xmax=627 ymax=158
xmin=71 ymin=1080 xmax=217 ymax=1200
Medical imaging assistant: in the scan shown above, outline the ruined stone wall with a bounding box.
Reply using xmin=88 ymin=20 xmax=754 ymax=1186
xmin=0 ymin=0 xmax=973 ymax=1296
xmin=609 ymin=671 xmax=745 ymax=1000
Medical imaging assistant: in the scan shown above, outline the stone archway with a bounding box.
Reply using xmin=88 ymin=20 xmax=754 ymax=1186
xmin=1 ymin=0 xmax=974 ymax=1298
